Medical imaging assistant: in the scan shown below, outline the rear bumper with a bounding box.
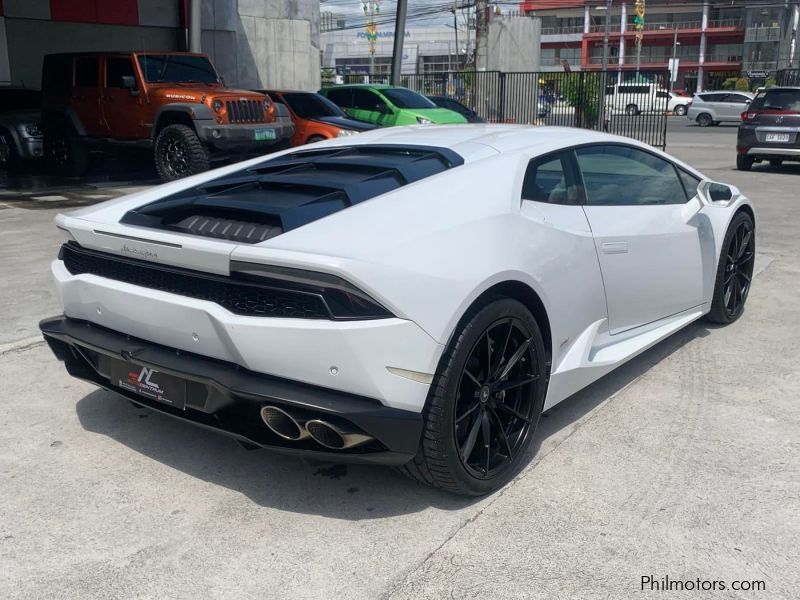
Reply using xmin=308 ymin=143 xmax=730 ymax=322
xmin=40 ymin=316 xmax=423 ymax=465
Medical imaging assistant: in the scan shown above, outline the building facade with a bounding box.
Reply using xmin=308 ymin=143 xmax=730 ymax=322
xmin=522 ymin=0 xmax=800 ymax=92
xmin=0 ymin=0 xmax=320 ymax=90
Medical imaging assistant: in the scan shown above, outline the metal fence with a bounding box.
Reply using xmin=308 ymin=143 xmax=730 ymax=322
xmin=321 ymin=70 xmax=670 ymax=148
xmin=776 ymin=69 xmax=800 ymax=86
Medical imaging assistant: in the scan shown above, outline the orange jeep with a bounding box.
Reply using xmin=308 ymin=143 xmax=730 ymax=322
xmin=41 ymin=52 xmax=294 ymax=181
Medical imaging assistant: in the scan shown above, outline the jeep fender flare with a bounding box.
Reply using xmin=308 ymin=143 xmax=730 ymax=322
xmin=152 ymin=103 xmax=215 ymax=140
xmin=41 ymin=106 xmax=87 ymax=137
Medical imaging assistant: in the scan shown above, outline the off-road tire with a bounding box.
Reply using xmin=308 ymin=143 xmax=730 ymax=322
xmin=44 ymin=122 xmax=89 ymax=177
xmin=154 ymin=124 xmax=209 ymax=182
xmin=736 ymin=155 xmax=754 ymax=171
xmin=696 ymin=113 xmax=713 ymax=127
xmin=399 ymin=297 xmax=547 ymax=496
xmin=706 ymin=211 xmax=755 ymax=325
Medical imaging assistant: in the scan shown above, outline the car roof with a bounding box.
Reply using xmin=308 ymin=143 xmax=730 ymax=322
xmin=325 ymin=84 xmax=398 ymax=90
xmin=44 ymin=51 xmax=207 ymax=58
xmin=311 ymin=124 xmax=651 ymax=163
xmin=761 ymin=86 xmax=800 ymax=91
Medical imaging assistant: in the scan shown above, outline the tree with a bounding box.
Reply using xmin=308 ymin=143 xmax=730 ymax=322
xmin=734 ymin=77 xmax=750 ymax=91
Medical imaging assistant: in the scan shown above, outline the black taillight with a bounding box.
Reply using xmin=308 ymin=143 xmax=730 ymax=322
xmin=230 ymin=261 xmax=394 ymax=320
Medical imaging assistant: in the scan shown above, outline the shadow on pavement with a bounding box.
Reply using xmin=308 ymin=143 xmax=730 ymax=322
xmin=74 ymin=321 xmax=709 ymax=519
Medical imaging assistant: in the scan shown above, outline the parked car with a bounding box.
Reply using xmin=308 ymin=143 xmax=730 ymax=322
xmin=736 ymin=86 xmax=800 ymax=171
xmin=607 ymin=82 xmax=668 ymax=115
xmin=426 ymin=96 xmax=486 ymax=123
xmin=664 ymin=91 xmax=692 ymax=116
xmin=41 ymin=125 xmax=754 ymax=496
xmin=687 ymin=91 xmax=754 ymax=127
xmin=261 ymin=90 xmax=376 ymax=146
xmin=319 ymin=84 xmax=467 ymax=126
xmin=40 ymin=52 xmax=294 ymax=181
xmin=0 ymin=87 xmax=44 ymax=169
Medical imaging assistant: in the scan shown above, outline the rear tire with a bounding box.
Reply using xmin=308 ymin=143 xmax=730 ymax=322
xmin=400 ymin=297 xmax=548 ymax=496
xmin=154 ymin=124 xmax=209 ymax=182
xmin=696 ymin=113 xmax=713 ymax=127
xmin=44 ymin=122 xmax=89 ymax=177
xmin=706 ymin=211 xmax=755 ymax=325
xmin=736 ymin=155 xmax=754 ymax=171
xmin=674 ymin=105 xmax=687 ymax=116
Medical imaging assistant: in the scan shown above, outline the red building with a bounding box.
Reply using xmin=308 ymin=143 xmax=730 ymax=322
xmin=521 ymin=0 xmax=746 ymax=92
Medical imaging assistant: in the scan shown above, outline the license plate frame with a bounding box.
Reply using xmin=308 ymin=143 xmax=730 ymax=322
xmin=765 ymin=133 xmax=790 ymax=143
xmin=254 ymin=128 xmax=277 ymax=141
xmin=109 ymin=360 xmax=187 ymax=410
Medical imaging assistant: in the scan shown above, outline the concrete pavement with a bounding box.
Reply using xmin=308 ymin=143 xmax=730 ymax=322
xmin=0 ymin=126 xmax=798 ymax=599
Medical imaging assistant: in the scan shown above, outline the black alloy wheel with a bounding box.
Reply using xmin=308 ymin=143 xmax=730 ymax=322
xmin=707 ymin=212 xmax=755 ymax=324
xmin=454 ymin=317 xmax=539 ymax=479
xmin=400 ymin=297 xmax=547 ymax=496
xmin=154 ymin=124 xmax=209 ymax=182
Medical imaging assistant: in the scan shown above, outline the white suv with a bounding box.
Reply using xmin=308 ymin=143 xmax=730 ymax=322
xmin=687 ymin=91 xmax=754 ymax=127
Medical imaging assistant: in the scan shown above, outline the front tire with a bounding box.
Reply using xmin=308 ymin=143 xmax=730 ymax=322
xmin=44 ymin=122 xmax=89 ymax=177
xmin=401 ymin=297 xmax=548 ymax=496
xmin=707 ymin=211 xmax=755 ymax=325
xmin=154 ymin=124 xmax=209 ymax=182
xmin=625 ymin=104 xmax=639 ymax=116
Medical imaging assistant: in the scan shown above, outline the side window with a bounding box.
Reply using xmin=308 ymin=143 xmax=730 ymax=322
xmin=353 ymin=89 xmax=384 ymax=111
xmin=522 ymin=152 xmax=581 ymax=205
xmin=106 ymin=58 xmax=135 ymax=88
xmin=326 ymin=88 xmax=352 ymax=108
xmin=678 ymin=169 xmax=702 ymax=200
xmin=727 ymin=94 xmax=750 ymax=104
xmin=576 ymin=145 xmax=688 ymax=206
xmin=656 ymin=90 xmax=669 ymax=99
xmin=74 ymin=57 xmax=99 ymax=88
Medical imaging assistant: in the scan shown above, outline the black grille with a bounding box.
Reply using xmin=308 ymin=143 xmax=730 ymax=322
xmin=226 ymin=100 xmax=265 ymax=123
xmin=61 ymin=243 xmax=329 ymax=319
xmin=172 ymin=215 xmax=282 ymax=243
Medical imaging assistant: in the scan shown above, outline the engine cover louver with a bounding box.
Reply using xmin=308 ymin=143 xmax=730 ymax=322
xmin=119 ymin=144 xmax=464 ymax=244
xmin=173 ymin=215 xmax=282 ymax=243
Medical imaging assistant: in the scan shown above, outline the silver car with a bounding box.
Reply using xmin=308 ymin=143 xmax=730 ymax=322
xmin=687 ymin=91 xmax=754 ymax=127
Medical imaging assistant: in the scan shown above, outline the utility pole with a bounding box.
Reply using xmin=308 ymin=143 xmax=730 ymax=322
xmin=188 ymin=0 xmax=202 ymax=53
xmin=452 ymin=2 xmax=460 ymax=71
xmin=390 ymin=0 xmax=408 ymax=85
xmin=475 ymin=0 xmax=488 ymax=70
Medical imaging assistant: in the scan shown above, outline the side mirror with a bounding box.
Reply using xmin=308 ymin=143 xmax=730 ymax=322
xmin=683 ymin=180 xmax=738 ymax=222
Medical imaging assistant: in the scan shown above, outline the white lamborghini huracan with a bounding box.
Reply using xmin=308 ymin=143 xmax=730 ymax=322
xmin=41 ymin=125 xmax=755 ymax=495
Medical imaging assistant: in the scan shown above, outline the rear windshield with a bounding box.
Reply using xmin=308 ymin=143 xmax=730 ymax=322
xmin=281 ymin=93 xmax=345 ymax=118
xmin=749 ymin=89 xmax=800 ymax=112
xmin=137 ymin=55 xmax=219 ymax=84
xmin=382 ymin=88 xmax=436 ymax=109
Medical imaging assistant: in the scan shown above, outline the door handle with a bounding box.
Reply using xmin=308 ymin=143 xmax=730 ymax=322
xmin=601 ymin=241 xmax=628 ymax=254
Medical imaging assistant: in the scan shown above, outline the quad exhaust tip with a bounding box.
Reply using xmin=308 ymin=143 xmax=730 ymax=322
xmin=260 ymin=405 xmax=308 ymax=441
xmin=305 ymin=419 xmax=373 ymax=450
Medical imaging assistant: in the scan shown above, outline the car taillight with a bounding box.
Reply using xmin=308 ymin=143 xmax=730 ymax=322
xmin=742 ymin=111 xmax=757 ymax=121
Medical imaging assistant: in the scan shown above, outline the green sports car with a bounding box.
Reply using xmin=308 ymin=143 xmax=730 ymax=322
xmin=319 ymin=84 xmax=467 ymax=127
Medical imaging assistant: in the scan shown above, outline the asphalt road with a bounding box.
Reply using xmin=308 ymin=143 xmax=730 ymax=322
xmin=1 ymin=125 xmax=798 ymax=599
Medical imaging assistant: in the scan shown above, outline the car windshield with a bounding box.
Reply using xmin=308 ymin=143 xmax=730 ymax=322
xmin=749 ymin=89 xmax=800 ymax=112
xmin=382 ymin=88 xmax=436 ymax=109
xmin=281 ymin=92 xmax=345 ymax=118
xmin=137 ymin=55 xmax=219 ymax=84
